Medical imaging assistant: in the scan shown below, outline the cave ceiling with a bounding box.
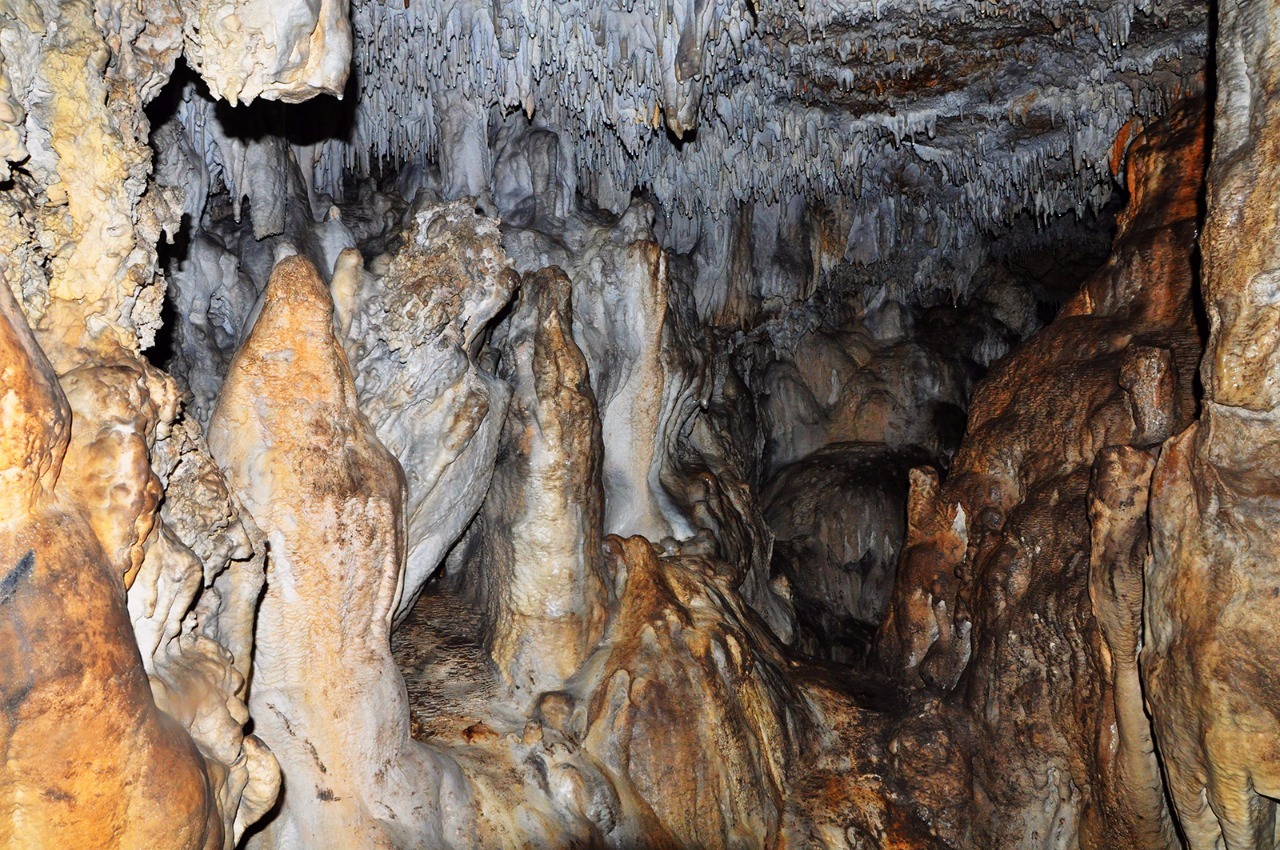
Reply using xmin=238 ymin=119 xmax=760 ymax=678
xmin=326 ymin=0 xmax=1206 ymax=264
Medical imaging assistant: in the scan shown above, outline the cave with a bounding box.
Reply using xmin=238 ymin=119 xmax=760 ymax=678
xmin=6 ymin=0 xmax=1280 ymax=847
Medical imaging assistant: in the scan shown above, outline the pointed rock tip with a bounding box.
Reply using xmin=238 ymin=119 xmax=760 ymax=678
xmin=0 ymin=277 xmax=71 ymax=506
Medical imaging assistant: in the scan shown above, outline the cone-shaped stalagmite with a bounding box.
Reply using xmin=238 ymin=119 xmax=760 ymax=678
xmin=480 ymin=267 xmax=608 ymax=702
xmin=209 ymin=255 xmax=467 ymax=848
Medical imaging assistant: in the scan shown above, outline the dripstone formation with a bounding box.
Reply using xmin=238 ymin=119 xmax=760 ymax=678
xmin=6 ymin=0 xmax=1280 ymax=848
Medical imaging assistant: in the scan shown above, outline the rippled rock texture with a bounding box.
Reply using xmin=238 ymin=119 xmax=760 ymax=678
xmin=1143 ymin=4 xmax=1280 ymax=847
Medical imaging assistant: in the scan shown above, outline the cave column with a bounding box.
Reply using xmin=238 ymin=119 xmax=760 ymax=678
xmin=1144 ymin=3 xmax=1280 ymax=848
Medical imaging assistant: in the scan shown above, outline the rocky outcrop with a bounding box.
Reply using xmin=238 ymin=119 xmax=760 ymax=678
xmin=504 ymin=199 xmax=791 ymax=637
xmin=1143 ymin=4 xmax=1280 ymax=847
xmin=507 ymin=202 xmax=703 ymax=544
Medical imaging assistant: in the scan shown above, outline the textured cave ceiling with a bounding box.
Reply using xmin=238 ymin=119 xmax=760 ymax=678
xmin=339 ymin=0 xmax=1206 ymax=251
xmin=162 ymin=0 xmax=1209 ymax=320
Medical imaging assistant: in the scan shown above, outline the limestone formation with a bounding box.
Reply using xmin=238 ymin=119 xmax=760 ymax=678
xmin=582 ymin=536 xmax=804 ymax=848
xmin=209 ymin=255 xmax=460 ymax=848
xmin=876 ymin=98 xmax=1204 ymax=847
xmin=181 ymin=0 xmax=352 ymax=106
xmin=477 ymin=267 xmax=608 ymax=701
xmin=0 ymin=272 xmax=221 ymax=850
xmin=1143 ymin=4 xmax=1280 ymax=847
xmin=340 ymin=201 xmax=516 ymax=625
xmin=11 ymin=0 xmax=1280 ymax=847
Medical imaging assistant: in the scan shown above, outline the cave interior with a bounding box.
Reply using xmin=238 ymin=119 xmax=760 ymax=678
xmin=4 ymin=0 xmax=1280 ymax=848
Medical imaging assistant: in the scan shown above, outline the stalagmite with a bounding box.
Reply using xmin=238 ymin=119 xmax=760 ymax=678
xmin=477 ymin=267 xmax=608 ymax=701
xmin=559 ymin=204 xmax=698 ymax=542
xmin=208 ymin=255 xmax=459 ymax=848
xmin=580 ymin=536 xmax=803 ymax=848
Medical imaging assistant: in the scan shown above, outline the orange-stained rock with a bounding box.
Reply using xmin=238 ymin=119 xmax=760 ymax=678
xmin=582 ymin=535 xmax=805 ymax=848
xmin=1087 ymin=446 xmax=1176 ymax=848
xmin=1143 ymin=5 xmax=1280 ymax=847
xmin=875 ymin=97 xmax=1205 ymax=848
xmin=876 ymin=465 xmax=970 ymax=688
xmin=209 ymin=254 xmax=466 ymax=848
xmin=477 ymin=267 xmax=608 ymax=703
xmin=58 ymin=357 xmax=280 ymax=846
xmin=0 ymin=272 xmax=221 ymax=850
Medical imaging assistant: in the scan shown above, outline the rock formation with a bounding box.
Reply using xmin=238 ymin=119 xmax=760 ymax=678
xmin=13 ymin=0 xmax=1280 ymax=848
xmin=0 ymin=270 xmax=221 ymax=850
xmin=478 ymin=266 xmax=607 ymax=701
xmin=209 ymin=254 xmax=454 ymax=848
xmin=1143 ymin=3 xmax=1280 ymax=847
xmin=876 ymin=96 xmax=1203 ymax=847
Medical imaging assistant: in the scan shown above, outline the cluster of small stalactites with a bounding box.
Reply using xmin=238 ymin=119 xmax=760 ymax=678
xmin=160 ymin=0 xmax=1203 ymax=301
xmin=299 ymin=0 xmax=1202 ymax=263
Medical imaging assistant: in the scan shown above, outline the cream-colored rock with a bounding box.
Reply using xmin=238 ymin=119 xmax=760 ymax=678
xmin=567 ymin=206 xmax=700 ymax=542
xmin=0 ymin=53 xmax=26 ymax=178
xmin=479 ymin=266 xmax=608 ymax=702
xmin=57 ymin=357 xmax=280 ymax=847
xmin=504 ymin=201 xmax=791 ymax=637
xmin=2 ymin=0 xmax=178 ymax=363
xmin=210 ymin=254 xmax=466 ymax=848
xmin=58 ymin=360 xmax=177 ymax=584
xmin=757 ymin=301 xmax=971 ymax=473
xmin=181 ymin=0 xmax=352 ymax=105
xmin=340 ymin=202 xmax=516 ymax=625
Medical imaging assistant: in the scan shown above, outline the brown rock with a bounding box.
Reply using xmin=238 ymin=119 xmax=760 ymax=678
xmin=1143 ymin=5 xmax=1280 ymax=847
xmin=875 ymin=97 xmax=1205 ymax=847
xmin=583 ymin=535 xmax=804 ymax=848
xmin=0 ymin=272 xmax=220 ymax=850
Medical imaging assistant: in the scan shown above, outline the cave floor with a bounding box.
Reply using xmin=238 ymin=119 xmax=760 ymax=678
xmin=393 ymin=589 xmax=521 ymax=743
